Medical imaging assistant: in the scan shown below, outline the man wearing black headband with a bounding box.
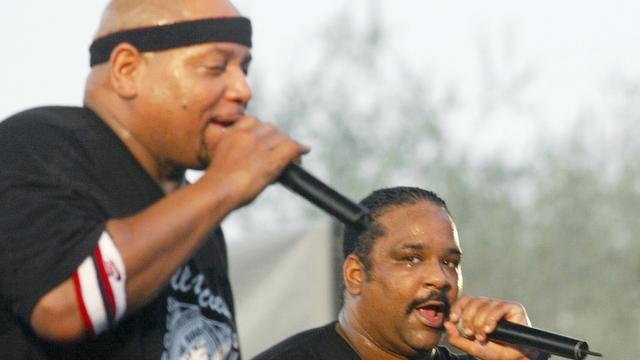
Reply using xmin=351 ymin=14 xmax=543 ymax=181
xmin=0 ymin=0 xmax=307 ymax=359
xmin=254 ymin=187 xmax=545 ymax=360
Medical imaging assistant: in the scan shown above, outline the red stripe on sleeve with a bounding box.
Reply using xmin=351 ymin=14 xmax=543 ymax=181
xmin=94 ymin=247 xmax=117 ymax=317
xmin=72 ymin=272 xmax=95 ymax=336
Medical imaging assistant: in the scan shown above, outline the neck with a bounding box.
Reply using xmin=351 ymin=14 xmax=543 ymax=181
xmin=336 ymin=304 xmax=437 ymax=360
xmin=338 ymin=307 xmax=431 ymax=360
xmin=85 ymin=95 xmax=183 ymax=192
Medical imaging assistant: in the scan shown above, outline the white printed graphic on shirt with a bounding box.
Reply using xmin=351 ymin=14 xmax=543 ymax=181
xmin=161 ymin=265 xmax=239 ymax=360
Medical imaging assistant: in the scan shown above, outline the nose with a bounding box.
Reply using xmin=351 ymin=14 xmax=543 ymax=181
xmin=225 ymin=67 xmax=253 ymax=105
xmin=422 ymin=260 xmax=452 ymax=291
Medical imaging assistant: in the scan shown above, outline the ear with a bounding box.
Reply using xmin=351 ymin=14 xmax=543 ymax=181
xmin=343 ymin=254 xmax=365 ymax=296
xmin=108 ymin=43 xmax=143 ymax=99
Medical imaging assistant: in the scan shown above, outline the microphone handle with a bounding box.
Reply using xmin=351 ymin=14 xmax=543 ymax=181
xmin=489 ymin=320 xmax=600 ymax=360
xmin=277 ymin=163 xmax=370 ymax=229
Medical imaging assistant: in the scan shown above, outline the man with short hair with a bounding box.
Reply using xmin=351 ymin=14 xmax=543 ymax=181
xmin=254 ymin=187 xmax=544 ymax=360
xmin=0 ymin=0 xmax=307 ymax=359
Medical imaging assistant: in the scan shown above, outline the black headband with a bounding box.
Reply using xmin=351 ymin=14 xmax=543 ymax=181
xmin=89 ymin=16 xmax=252 ymax=66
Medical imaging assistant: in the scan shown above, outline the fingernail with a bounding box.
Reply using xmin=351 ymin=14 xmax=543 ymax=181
xmin=484 ymin=325 xmax=491 ymax=333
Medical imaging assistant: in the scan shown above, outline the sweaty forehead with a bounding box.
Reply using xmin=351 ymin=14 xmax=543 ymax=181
xmin=375 ymin=202 xmax=460 ymax=250
xmin=96 ymin=0 xmax=241 ymax=38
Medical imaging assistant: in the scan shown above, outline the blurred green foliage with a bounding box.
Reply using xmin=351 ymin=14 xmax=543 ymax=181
xmin=241 ymin=5 xmax=640 ymax=358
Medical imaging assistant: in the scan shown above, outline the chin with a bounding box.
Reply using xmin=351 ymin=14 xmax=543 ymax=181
xmin=404 ymin=330 xmax=443 ymax=352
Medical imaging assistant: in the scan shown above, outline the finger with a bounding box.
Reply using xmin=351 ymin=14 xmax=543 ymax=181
xmin=459 ymin=297 xmax=491 ymax=337
xmin=479 ymin=301 xmax=511 ymax=336
xmin=445 ymin=321 xmax=488 ymax=354
xmin=271 ymin=139 xmax=311 ymax=167
xmin=253 ymin=129 xmax=308 ymax=160
xmin=502 ymin=301 xmax=530 ymax=326
xmin=252 ymin=122 xmax=278 ymax=138
xmin=249 ymin=122 xmax=311 ymax=156
xmin=456 ymin=319 xmax=475 ymax=340
xmin=447 ymin=320 xmax=533 ymax=360
xmin=444 ymin=320 xmax=461 ymax=338
xmin=449 ymin=295 xmax=472 ymax=323
xmin=231 ymin=115 xmax=259 ymax=130
xmin=298 ymin=143 xmax=311 ymax=154
xmin=444 ymin=321 xmax=461 ymax=341
xmin=472 ymin=301 xmax=505 ymax=340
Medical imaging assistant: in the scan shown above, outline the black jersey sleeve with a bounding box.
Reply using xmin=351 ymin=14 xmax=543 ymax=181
xmin=0 ymin=110 xmax=107 ymax=325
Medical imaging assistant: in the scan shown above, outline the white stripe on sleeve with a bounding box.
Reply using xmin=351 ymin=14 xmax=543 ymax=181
xmin=97 ymin=231 xmax=128 ymax=321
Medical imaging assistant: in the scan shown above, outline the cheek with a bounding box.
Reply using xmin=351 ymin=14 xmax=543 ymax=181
xmin=152 ymin=67 xmax=196 ymax=108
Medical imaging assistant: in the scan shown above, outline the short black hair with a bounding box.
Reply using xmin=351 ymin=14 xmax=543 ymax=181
xmin=342 ymin=186 xmax=449 ymax=272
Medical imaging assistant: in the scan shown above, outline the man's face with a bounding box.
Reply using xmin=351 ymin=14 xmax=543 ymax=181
xmin=357 ymin=201 xmax=463 ymax=356
xmin=128 ymin=0 xmax=253 ymax=170
xmin=134 ymin=41 xmax=252 ymax=170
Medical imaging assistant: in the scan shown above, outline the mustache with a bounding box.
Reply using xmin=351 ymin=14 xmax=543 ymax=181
xmin=405 ymin=291 xmax=451 ymax=317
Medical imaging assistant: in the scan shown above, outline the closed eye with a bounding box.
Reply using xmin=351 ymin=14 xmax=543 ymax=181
xmin=198 ymin=62 xmax=228 ymax=76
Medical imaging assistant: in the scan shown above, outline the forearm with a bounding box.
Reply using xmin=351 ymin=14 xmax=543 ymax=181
xmin=31 ymin=173 xmax=241 ymax=342
xmin=110 ymin=175 xmax=238 ymax=307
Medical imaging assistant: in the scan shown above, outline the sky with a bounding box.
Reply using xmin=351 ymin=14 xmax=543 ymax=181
xmin=2 ymin=0 xmax=640 ymax=162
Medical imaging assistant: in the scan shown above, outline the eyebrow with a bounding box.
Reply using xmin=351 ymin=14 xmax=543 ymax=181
xmin=208 ymin=46 xmax=252 ymax=64
xmin=397 ymin=242 xmax=463 ymax=256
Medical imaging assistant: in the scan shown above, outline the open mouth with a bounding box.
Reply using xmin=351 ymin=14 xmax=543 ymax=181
xmin=206 ymin=111 xmax=244 ymax=128
xmin=208 ymin=118 xmax=236 ymax=128
xmin=415 ymin=302 xmax=446 ymax=329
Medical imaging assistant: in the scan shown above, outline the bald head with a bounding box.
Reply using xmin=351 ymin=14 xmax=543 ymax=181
xmin=95 ymin=0 xmax=241 ymax=38
xmin=84 ymin=0 xmax=250 ymax=150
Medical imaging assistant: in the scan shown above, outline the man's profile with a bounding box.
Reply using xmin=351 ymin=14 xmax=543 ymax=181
xmin=0 ymin=0 xmax=307 ymax=359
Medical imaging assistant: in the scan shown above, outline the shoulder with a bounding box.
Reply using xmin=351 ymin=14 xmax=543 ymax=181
xmin=252 ymin=322 xmax=359 ymax=360
xmin=1 ymin=106 xmax=92 ymax=133
xmin=0 ymin=106 xmax=113 ymax=173
xmin=0 ymin=106 xmax=99 ymax=151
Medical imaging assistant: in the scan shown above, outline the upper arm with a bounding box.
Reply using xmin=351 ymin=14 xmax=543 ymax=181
xmin=0 ymin=176 xmax=105 ymax=334
xmin=0 ymin=124 xmax=108 ymax=341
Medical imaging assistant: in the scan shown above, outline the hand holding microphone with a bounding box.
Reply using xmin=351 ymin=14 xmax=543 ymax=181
xmin=446 ymin=296 xmax=602 ymax=360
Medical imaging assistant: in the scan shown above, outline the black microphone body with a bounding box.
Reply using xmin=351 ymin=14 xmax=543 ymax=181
xmin=489 ymin=320 xmax=601 ymax=360
xmin=277 ymin=163 xmax=371 ymax=229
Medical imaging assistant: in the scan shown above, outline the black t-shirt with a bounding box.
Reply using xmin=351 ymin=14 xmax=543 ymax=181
xmin=0 ymin=106 xmax=240 ymax=359
xmin=252 ymin=321 xmax=476 ymax=360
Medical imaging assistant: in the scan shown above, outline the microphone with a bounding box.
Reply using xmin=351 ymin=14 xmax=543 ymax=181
xmin=489 ymin=320 xmax=602 ymax=360
xmin=277 ymin=163 xmax=371 ymax=229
